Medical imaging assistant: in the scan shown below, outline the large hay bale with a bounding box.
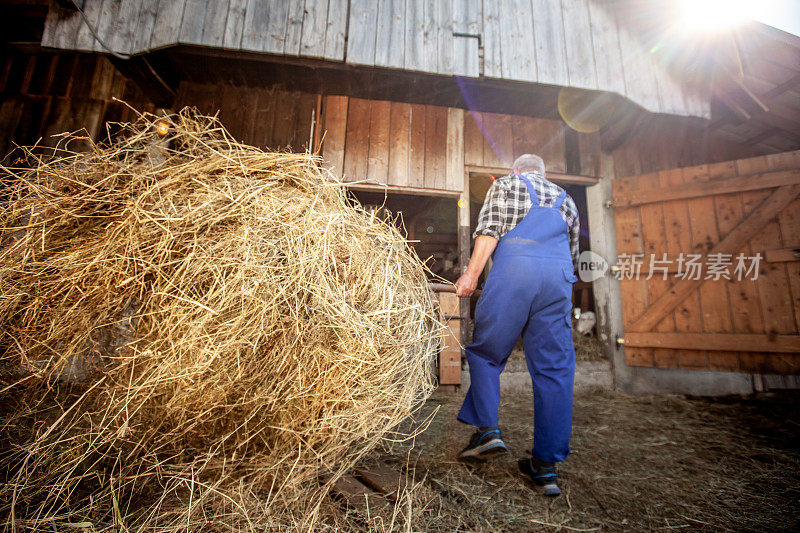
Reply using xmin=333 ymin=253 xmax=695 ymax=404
xmin=0 ymin=109 xmax=438 ymax=530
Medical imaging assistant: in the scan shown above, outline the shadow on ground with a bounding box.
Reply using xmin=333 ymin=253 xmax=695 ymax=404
xmin=386 ymin=388 xmax=800 ymax=532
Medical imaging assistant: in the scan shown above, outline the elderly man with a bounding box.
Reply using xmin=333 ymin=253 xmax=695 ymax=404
xmin=454 ymin=154 xmax=579 ymax=497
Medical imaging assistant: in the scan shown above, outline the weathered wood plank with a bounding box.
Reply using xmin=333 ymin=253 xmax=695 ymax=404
xmin=439 ymin=319 xmax=462 ymax=385
xmin=72 ymin=0 xmax=105 ymax=51
xmin=388 ymin=102 xmax=411 ymax=187
xmin=150 ymin=0 xmax=186 ymax=50
xmin=615 ymin=11 xmax=661 ymax=113
xmin=463 ymin=111 xmax=484 ymax=167
xmin=586 ymin=0 xmax=626 ymax=96
xmin=408 ymin=104 xmax=426 ymax=188
xmin=446 ymin=108 xmax=465 ymax=192
xmin=652 ymin=169 xmax=688 ymax=368
xmin=533 ymin=118 xmax=567 ymax=173
xmin=264 ymin=0 xmax=290 ymax=54
xmin=404 ymin=0 xmax=425 ymax=71
xmin=452 ymin=0 xmax=480 ymax=77
xmin=199 ymin=0 xmax=230 ymax=47
xmin=300 ymin=0 xmax=330 ymax=58
xmin=284 ymin=1 xmax=305 ymax=55
xmin=669 ymin=165 xmax=716 ymax=370
xmin=322 ymin=95 xmax=348 ymax=177
xmin=435 ymin=0 xmax=453 ymax=74
xmin=93 ymin=0 xmax=124 ymax=54
xmin=500 ymin=0 xmax=536 ymax=82
xmin=773 ymin=155 xmax=800 ymax=334
xmin=324 ymin=0 xmax=348 ymax=60
xmin=687 ymin=165 xmax=737 ymax=369
xmin=41 ymin=2 xmax=65 ymax=49
xmin=625 ymin=333 xmax=800 ymax=354
xmin=532 ymin=0 xmax=568 ymax=86
xmin=374 ymin=0 xmax=405 ymax=68
xmin=561 ymin=0 xmax=597 ymax=89
xmin=177 ymin=0 xmax=205 ymax=45
xmin=752 ymin=155 xmax=798 ymax=336
xmin=331 ymin=475 xmax=394 ymax=525
xmin=613 ymin=175 xmax=652 ymax=367
xmin=577 ymin=131 xmax=601 ymax=176
xmin=273 ymin=90 xmax=300 ymax=148
xmin=354 ymin=461 xmax=404 ymax=497
xmin=132 ymin=0 xmax=159 ymax=53
xmin=343 ymin=97 xmax=371 ymax=181
xmin=639 ymin=171 xmax=674 ymax=367
xmin=420 ymin=0 xmax=438 ymax=73
xmin=613 ymin=168 xmax=800 ymax=207
xmin=109 ymin=0 xmax=144 ymax=55
xmin=223 ymin=0 xmax=248 ymax=49
xmin=424 ymin=106 xmax=448 ymax=189
xmin=241 ymin=0 xmax=271 ymax=51
xmin=482 ymin=0 xmax=502 ymax=78
xmin=367 ymin=100 xmax=391 ymax=184
xmin=347 ymin=0 xmax=379 ymax=65
xmin=252 ymin=87 xmax=277 ymax=148
xmin=482 ymin=112 xmax=513 ymax=169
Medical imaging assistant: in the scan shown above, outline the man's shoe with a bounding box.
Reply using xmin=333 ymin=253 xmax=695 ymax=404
xmin=518 ymin=457 xmax=561 ymax=496
xmin=458 ymin=427 xmax=507 ymax=461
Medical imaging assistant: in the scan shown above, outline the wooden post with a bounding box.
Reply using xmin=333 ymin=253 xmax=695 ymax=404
xmin=437 ymin=291 xmax=462 ymax=388
xmin=459 ymin=172 xmax=471 ymax=358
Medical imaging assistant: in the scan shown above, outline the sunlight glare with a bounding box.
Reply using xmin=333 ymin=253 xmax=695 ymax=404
xmin=678 ymin=0 xmax=751 ymax=32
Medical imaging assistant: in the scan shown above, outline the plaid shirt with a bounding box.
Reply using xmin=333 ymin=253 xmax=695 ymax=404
xmin=474 ymin=172 xmax=580 ymax=267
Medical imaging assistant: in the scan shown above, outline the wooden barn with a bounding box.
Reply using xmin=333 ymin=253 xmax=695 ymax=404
xmin=3 ymin=0 xmax=799 ymax=395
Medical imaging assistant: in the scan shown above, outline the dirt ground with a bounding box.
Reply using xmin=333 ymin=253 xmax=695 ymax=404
xmin=382 ymin=387 xmax=800 ymax=532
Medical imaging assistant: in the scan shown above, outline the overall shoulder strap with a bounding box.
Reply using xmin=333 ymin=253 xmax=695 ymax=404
xmin=515 ymin=174 xmax=540 ymax=204
xmin=553 ymin=190 xmax=567 ymax=208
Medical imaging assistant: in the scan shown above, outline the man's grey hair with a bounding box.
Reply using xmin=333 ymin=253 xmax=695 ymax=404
xmin=511 ymin=154 xmax=545 ymax=175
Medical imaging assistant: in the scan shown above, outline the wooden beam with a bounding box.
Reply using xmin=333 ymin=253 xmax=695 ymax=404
xmin=763 ymin=72 xmax=800 ymax=99
xmin=764 ymin=247 xmax=800 ymax=263
xmin=353 ymin=461 xmax=404 ymax=497
xmin=613 ymin=168 xmax=800 ymax=208
xmin=464 ymin=165 xmax=600 ymax=185
xmin=345 ymin=182 xmax=460 ymax=198
xmin=744 ymin=128 xmax=781 ymax=147
xmin=331 ymin=475 xmax=394 ymax=523
xmin=459 ymin=169 xmax=471 ymax=353
xmin=629 ymin=184 xmax=800 ymax=332
xmin=716 ymin=90 xmax=751 ymax=122
xmin=624 ymin=332 xmax=800 ymax=353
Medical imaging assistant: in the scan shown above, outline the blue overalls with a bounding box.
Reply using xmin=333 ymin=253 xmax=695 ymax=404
xmin=457 ymin=174 xmax=577 ymax=463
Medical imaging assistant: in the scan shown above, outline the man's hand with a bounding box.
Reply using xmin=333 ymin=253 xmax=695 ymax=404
xmin=455 ymin=235 xmax=498 ymax=298
xmin=455 ymin=271 xmax=479 ymax=297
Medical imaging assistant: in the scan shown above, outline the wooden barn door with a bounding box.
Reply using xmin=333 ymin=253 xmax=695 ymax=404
xmin=612 ymin=151 xmax=800 ymax=375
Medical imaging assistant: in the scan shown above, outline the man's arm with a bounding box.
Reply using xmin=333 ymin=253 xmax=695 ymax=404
xmin=455 ymin=235 xmax=498 ymax=297
xmin=570 ymin=214 xmax=580 ymax=270
xmin=455 ymin=180 xmax=506 ymax=297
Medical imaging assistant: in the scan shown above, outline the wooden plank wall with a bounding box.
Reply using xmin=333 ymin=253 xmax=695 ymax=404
xmin=613 ymin=151 xmax=800 ymax=375
xmin=0 ymin=49 xmax=155 ymax=163
xmin=463 ymin=110 xmax=602 ymax=177
xmin=174 ymin=81 xmax=317 ymax=151
xmin=43 ymin=0 xmax=348 ymax=60
xmin=41 ymin=0 xmax=709 ymax=119
xmin=610 ymin=118 xmax=761 ymax=178
xmin=321 ymin=96 xmax=465 ymax=193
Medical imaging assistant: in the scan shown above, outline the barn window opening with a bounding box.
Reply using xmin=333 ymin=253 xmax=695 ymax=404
xmin=346 ymin=189 xmax=460 ymax=283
